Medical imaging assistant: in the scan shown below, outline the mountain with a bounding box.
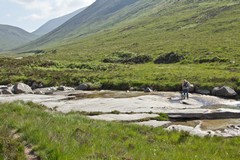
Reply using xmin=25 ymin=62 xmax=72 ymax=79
xmin=0 ymin=24 xmax=38 ymax=51
xmin=32 ymin=7 xmax=86 ymax=36
xmin=15 ymin=0 xmax=140 ymax=50
xmin=15 ymin=0 xmax=240 ymax=58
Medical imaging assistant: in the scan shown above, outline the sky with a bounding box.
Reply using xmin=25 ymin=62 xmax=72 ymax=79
xmin=0 ymin=0 xmax=95 ymax=32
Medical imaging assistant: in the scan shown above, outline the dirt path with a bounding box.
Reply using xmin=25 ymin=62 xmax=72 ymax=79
xmin=11 ymin=130 xmax=40 ymax=160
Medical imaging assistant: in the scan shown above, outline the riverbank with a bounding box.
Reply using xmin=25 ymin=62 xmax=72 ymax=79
xmin=0 ymin=89 xmax=240 ymax=137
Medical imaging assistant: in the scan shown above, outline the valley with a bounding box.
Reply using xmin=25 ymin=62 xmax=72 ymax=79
xmin=1 ymin=0 xmax=240 ymax=159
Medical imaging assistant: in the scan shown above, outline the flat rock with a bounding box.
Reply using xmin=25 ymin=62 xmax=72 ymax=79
xmin=134 ymin=120 xmax=171 ymax=127
xmin=88 ymin=113 xmax=159 ymax=121
xmin=0 ymin=90 xmax=239 ymax=137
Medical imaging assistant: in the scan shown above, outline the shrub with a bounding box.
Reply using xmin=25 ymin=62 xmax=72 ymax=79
xmin=194 ymin=56 xmax=229 ymax=63
xmin=103 ymin=51 xmax=152 ymax=64
xmin=154 ymin=52 xmax=185 ymax=64
xmin=157 ymin=113 xmax=169 ymax=121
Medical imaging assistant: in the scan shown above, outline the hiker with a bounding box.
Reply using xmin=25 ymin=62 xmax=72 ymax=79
xmin=182 ymin=79 xmax=190 ymax=99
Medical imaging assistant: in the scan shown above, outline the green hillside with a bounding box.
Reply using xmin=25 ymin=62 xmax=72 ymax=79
xmin=1 ymin=0 xmax=240 ymax=93
xmin=0 ymin=24 xmax=38 ymax=51
xmin=49 ymin=0 xmax=240 ymax=61
xmin=15 ymin=0 xmax=139 ymax=51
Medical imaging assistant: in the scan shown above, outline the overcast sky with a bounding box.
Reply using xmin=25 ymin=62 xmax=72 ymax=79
xmin=0 ymin=0 xmax=95 ymax=32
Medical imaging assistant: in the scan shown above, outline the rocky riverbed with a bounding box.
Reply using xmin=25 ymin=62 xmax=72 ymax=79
xmin=0 ymin=88 xmax=240 ymax=137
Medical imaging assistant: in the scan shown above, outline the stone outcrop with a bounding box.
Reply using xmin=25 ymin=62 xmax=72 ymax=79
xmin=212 ymin=86 xmax=237 ymax=97
xmin=13 ymin=83 xmax=33 ymax=94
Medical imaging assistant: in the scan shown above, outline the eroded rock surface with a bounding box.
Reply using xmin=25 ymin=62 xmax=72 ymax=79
xmin=0 ymin=90 xmax=239 ymax=137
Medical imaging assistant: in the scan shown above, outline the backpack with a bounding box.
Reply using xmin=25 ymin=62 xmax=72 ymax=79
xmin=183 ymin=81 xmax=188 ymax=87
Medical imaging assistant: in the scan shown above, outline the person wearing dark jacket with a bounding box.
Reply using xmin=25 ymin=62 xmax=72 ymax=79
xmin=182 ymin=79 xmax=190 ymax=99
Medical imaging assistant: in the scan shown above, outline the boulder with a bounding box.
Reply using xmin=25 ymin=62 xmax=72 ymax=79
xmin=196 ymin=88 xmax=211 ymax=95
xmin=13 ymin=83 xmax=33 ymax=94
xmin=144 ymin=87 xmax=153 ymax=92
xmin=189 ymin=83 xmax=195 ymax=92
xmin=31 ymin=82 xmax=44 ymax=89
xmin=45 ymin=91 xmax=53 ymax=95
xmin=212 ymin=86 xmax=237 ymax=97
xmin=2 ymin=89 xmax=13 ymax=95
xmin=57 ymin=86 xmax=74 ymax=91
xmin=31 ymin=82 xmax=39 ymax=90
xmin=57 ymin=86 xmax=65 ymax=91
xmin=34 ymin=89 xmax=44 ymax=95
xmin=75 ymin=84 xmax=89 ymax=90
xmin=0 ymin=86 xmax=8 ymax=90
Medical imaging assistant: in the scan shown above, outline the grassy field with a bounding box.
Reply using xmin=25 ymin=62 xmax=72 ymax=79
xmin=0 ymin=55 xmax=240 ymax=93
xmin=0 ymin=101 xmax=240 ymax=160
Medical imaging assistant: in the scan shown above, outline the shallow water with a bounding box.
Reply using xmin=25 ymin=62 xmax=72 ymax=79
xmin=67 ymin=90 xmax=157 ymax=99
xmin=201 ymin=104 xmax=240 ymax=110
xmin=171 ymin=119 xmax=240 ymax=131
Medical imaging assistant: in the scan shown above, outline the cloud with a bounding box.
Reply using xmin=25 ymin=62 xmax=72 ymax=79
xmin=11 ymin=0 xmax=95 ymax=21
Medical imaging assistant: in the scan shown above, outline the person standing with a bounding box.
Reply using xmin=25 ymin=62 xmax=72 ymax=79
xmin=182 ymin=79 xmax=190 ymax=99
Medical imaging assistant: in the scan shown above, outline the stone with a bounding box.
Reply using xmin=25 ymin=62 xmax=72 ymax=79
xmin=57 ymin=86 xmax=65 ymax=91
xmin=212 ymin=86 xmax=237 ymax=97
xmin=166 ymin=122 xmax=215 ymax=137
xmin=196 ymin=88 xmax=211 ymax=95
xmin=45 ymin=91 xmax=54 ymax=95
xmin=34 ymin=90 xmax=44 ymax=95
xmin=75 ymin=84 xmax=89 ymax=90
xmin=144 ymin=87 xmax=153 ymax=92
xmin=0 ymin=86 xmax=8 ymax=90
xmin=189 ymin=83 xmax=195 ymax=92
xmin=31 ymin=82 xmax=39 ymax=90
xmin=135 ymin=120 xmax=171 ymax=127
xmin=13 ymin=83 xmax=33 ymax=94
xmin=2 ymin=89 xmax=13 ymax=95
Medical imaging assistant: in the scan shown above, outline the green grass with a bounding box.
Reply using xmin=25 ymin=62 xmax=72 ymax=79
xmin=1 ymin=56 xmax=240 ymax=93
xmin=0 ymin=101 xmax=240 ymax=160
xmin=0 ymin=126 xmax=25 ymax=160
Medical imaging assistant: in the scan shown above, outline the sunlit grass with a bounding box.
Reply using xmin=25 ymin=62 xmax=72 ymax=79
xmin=0 ymin=101 xmax=240 ymax=159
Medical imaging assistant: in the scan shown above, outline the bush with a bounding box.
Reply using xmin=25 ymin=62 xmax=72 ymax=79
xmin=194 ymin=56 xmax=229 ymax=63
xmin=154 ymin=52 xmax=185 ymax=64
xmin=103 ymin=51 xmax=152 ymax=64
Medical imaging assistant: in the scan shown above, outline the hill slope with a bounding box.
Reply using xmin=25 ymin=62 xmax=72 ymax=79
xmin=15 ymin=0 xmax=140 ymax=50
xmin=0 ymin=24 xmax=38 ymax=51
xmin=32 ymin=7 xmax=86 ymax=36
xmin=15 ymin=0 xmax=240 ymax=56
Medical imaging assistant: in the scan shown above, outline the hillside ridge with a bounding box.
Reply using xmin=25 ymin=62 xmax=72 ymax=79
xmin=32 ymin=7 xmax=87 ymax=36
xmin=0 ymin=24 xmax=38 ymax=51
